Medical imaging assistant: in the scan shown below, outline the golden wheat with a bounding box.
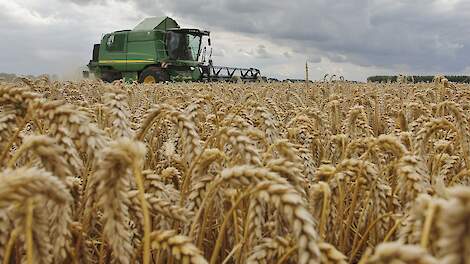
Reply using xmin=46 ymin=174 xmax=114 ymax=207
xmin=0 ymin=78 xmax=469 ymax=263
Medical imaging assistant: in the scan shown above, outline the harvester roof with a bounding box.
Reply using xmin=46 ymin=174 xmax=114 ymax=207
xmin=133 ymin=16 xmax=179 ymax=31
xmin=167 ymin=28 xmax=210 ymax=36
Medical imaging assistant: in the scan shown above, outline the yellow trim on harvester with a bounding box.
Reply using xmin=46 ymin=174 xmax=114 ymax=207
xmin=99 ymin=60 xmax=154 ymax=64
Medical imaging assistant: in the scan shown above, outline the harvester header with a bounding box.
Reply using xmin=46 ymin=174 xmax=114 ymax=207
xmin=84 ymin=16 xmax=262 ymax=83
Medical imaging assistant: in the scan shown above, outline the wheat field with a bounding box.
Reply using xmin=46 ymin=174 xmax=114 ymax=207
xmin=0 ymin=76 xmax=468 ymax=264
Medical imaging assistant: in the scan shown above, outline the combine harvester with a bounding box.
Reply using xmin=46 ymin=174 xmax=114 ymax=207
xmin=84 ymin=17 xmax=263 ymax=83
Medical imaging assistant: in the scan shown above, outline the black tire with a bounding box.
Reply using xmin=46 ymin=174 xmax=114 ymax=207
xmin=101 ymin=71 xmax=122 ymax=83
xmin=138 ymin=67 xmax=169 ymax=83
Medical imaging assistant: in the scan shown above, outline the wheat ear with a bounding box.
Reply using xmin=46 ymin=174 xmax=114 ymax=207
xmin=150 ymin=229 xmax=208 ymax=264
xmin=367 ymin=242 xmax=438 ymax=264
xmin=0 ymin=167 xmax=72 ymax=263
xmin=216 ymin=166 xmax=321 ymax=264
xmin=93 ymin=138 xmax=147 ymax=264
xmin=436 ymin=186 xmax=470 ymax=264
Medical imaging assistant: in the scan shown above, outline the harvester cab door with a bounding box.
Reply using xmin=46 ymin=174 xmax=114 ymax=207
xmin=101 ymin=32 xmax=128 ymax=71
xmin=166 ymin=31 xmax=188 ymax=60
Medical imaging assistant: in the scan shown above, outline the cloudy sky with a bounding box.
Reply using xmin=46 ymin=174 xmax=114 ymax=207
xmin=1 ymin=0 xmax=470 ymax=81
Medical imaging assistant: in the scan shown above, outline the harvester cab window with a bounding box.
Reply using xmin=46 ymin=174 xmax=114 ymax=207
xmin=166 ymin=32 xmax=187 ymax=60
xmin=166 ymin=32 xmax=201 ymax=61
xmin=187 ymin=35 xmax=202 ymax=61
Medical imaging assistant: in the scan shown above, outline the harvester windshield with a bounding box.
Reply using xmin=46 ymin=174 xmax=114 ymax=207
xmin=166 ymin=32 xmax=197 ymax=60
xmin=166 ymin=29 xmax=209 ymax=61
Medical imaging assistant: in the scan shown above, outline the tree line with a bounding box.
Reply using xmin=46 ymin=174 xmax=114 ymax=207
xmin=367 ymin=75 xmax=470 ymax=83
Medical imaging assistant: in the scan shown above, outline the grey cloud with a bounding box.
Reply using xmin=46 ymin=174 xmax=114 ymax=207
xmin=308 ymin=55 xmax=322 ymax=64
xmin=328 ymin=53 xmax=348 ymax=63
xmin=255 ymin=45 xmax=271 ymax=59
xmin=2 ymin=0 xmax=470 ymax=80
xmin=0 ymin=0 xmax=143 ymax=75
xmin=134 ymin=0 xmax=470 ymax=74
xmin=66 ymin=0 xmax=107 ymax=4
xmin=212 ymin=49 xmax=226 ymax=57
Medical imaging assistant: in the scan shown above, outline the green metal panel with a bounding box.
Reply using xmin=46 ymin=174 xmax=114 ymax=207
xmin=125 ymin=30 xmax=170 ymax=72
xmin=128 ymin=31 xmax=157 ymax=42
xmin=192 ymin=68 xmax=202 ymax=80
xmin=155 ymin=17 xmax=179 ymax=30
xmin=133 ymin=17 xmax=179 ymax=31
xmin=98 ymin=32 xmax=128 ymax=71
xmin=126 ymin=39 xmax=157 ymax=72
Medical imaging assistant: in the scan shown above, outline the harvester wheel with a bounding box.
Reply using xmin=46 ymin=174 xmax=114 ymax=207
xmin=101 ymin=71 xmax=122 ymax=83
xmin=139 ymin=67 xmax=168 ymax=84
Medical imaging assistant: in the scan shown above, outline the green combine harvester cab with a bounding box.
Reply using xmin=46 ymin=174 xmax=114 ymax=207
xmin=84 ymin=16 xmax=262 ymax=83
